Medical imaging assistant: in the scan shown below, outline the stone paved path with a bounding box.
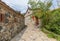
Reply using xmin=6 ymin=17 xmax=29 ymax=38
xmin=11 ymin=15 xmax=57 ymax=41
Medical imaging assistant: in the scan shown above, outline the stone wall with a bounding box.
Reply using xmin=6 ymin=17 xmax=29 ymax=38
xmin=0 ymin=5 xmax=25 ymax=41
xmin=0 ymin=14 xmax=25 ymax=41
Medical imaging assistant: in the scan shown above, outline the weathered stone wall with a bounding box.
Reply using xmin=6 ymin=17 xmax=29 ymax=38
xmin=0 ymin=5 xmax=25 ymax=41
xmin=0 ymin=15 xmax=25 ymax=41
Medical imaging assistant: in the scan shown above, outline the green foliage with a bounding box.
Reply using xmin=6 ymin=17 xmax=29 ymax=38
xmin=42 ymin=28 xmax=60 ymax=41
xmin=47 ymin=33 xmax=56 ymax=38
xmin=44 ymin=9 xmax=60 ymax=35
xmin=41 ymin=8 xmax=60 ymax=41
xmin=28 ymin=0 xmax=60 ymax=40
xmin=28 ymin=0 xmax=52 ymax=20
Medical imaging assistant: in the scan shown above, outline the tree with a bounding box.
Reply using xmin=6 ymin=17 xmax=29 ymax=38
xmin=28 ymin=0 xmax=52 ymax=17
xmin=28 ymin=0 xmax=53 ymax=26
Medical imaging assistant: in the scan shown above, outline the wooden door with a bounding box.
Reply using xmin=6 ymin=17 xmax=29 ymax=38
xmin=0 ymin=14 xmax=5 ymax=22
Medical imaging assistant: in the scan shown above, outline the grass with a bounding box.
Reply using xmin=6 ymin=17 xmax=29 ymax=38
xmin=41 ymin=27 xmax=60 ymax=41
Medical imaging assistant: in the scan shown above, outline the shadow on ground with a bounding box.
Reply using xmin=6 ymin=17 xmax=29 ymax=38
xmin=11 ymin=25 xmax=27 ymax=41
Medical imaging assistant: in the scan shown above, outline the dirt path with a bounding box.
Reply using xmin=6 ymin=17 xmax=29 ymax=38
xmin=11 ymin=15 xmax=57 ymax=41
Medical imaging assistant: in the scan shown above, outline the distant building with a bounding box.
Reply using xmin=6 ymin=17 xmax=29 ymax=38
xmin=25 ymin=7 xmax=39 ymax=26
xmin=25 ymin=7 xmax=32 ymax=17
xmin=0 ymin=0 xmax=25 ymax=41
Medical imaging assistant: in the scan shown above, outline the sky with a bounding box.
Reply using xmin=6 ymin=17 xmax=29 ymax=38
xmin=50 ymin=0 xmax=59 ymax=10
xmin=1 ymin=0 xmax=60 ymax=13
xmin=2 ymin=0 xmax=29 ymax=13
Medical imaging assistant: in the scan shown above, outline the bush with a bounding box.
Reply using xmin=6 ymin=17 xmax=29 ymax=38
xmin=42 ymin=28 xmax=60 ymax=41
xmin=43 ymin=8 xmax=60 ymax=35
